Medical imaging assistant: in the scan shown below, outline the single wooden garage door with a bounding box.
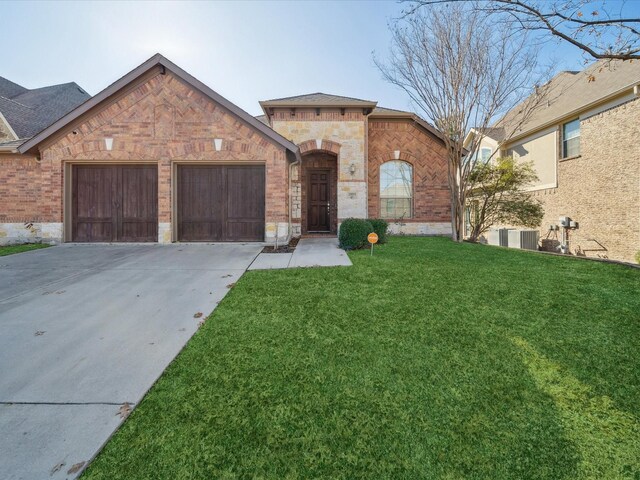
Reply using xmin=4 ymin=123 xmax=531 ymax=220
xmin=72 ymin=165 xmax=158 ymax=242
xmin=178 ymin=165 xmax=265 ymax=242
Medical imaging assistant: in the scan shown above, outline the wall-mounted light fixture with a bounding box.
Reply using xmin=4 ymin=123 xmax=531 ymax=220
xmin=214 ymin=138 xmax=223 ymax=151
xmin=105 ymin=138 xmax=113 ymax=151
xmin=349 ymin=163 xmax=356 ymax=175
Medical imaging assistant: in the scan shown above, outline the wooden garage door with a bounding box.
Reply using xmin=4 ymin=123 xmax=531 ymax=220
xmin=178 ymin=165 xmax=265 ymax=242
xmin=72 ymin=165 xmax=158 ymax=242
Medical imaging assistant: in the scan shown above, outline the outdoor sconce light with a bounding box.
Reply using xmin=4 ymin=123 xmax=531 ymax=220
xmin=214 ymin=138 xmax=223 ymax=151
xmin=104 ymin=138 xmax=113 ymax=151
xmin=349 ymin=163 xmax=356 ymax=175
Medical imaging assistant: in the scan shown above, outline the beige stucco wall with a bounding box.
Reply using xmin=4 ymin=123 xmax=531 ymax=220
xmin=505 ymin=126 xmax=558 ymax=190
xmin=272 ymin=112 xmax=368 ymax=221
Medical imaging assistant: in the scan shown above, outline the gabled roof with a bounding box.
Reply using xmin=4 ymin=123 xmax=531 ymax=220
xmin=260 ymin=92 xmax=377 ymax=109
xmin=254 ymin=114 xmax=269 ymax=125
xmin=19 ymin=54 xmax=301 ymax=160
xmin=369 ymin=105 xmax=446 ymax=144
xmin=0 ymin=77 xmax=89 ymax=139
xmin=495 ymin=60 xmax=640 ymax=142
xmin=0 ymin=76 xmax=28 ymax=99
xmin=0 ymin=138 xmax=29 ymax=152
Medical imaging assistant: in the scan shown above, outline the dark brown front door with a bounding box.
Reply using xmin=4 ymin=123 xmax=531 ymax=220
xmin=307 ymin=169 xmax=331 ymax=232
xmin=178 ymin=165 xmax=265 ymax=242
xmin=72 ymin=165 xmax=158 ymax=242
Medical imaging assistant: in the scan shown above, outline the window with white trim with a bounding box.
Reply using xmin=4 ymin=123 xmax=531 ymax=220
xmin=380 ymin=161 xmax=413 ymax=219
xmin=480 ymin=147 xmax=492 ymax=162
xmin=562 ymin=119 xmax=580 ymax=158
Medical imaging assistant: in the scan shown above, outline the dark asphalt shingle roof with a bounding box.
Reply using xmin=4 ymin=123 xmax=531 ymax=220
xmin=0 ymin=76 xmax=28 ymax=99
xmin=261 ymin=92 xmax=377 ymax=106
xmin=0 ymin=77 xmax=90 ymax=139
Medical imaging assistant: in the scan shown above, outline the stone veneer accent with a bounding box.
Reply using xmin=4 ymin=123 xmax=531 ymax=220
xmin=270 ymin=108 xmax=368 ymax=228
xmin=533 ymin=98 xmax=640 ymax=262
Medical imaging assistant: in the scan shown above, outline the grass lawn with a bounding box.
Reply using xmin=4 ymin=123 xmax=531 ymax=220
xmin=0 ymin=243 xmax=49 ymax=256
xmin=83 ymin=237 xmax=639 ymax=480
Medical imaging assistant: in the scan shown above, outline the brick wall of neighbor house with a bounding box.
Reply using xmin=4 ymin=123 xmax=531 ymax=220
xmin=367 ymin=118 xmax=451 ymax=235
xmin=34 ymin=69 xmax=289 ymax=243
xmin=0 ymin=154 xmax=61 ymax=244
xmin=535 ymin=98 xmax=640 ymax=262
xmin=270 ymin=109 xmax=368 ymax=235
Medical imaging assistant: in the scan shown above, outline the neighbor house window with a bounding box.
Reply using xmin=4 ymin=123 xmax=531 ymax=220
xmin=380 ymin=161 xmax=413 ymax=218
xmin=481 ymin=147 xmax=492 ymax=162
xmin=562 ymin=119 xmax=580 ymax=158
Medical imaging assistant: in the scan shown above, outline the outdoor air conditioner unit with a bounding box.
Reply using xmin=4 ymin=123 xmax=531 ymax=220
xmin=508 ymin=229 xmax=539 ymax=250
xmin=488 ymin=228 xmax=509 ymax=247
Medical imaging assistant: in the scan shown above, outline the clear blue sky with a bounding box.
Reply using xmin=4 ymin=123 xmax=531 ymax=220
xmin=1 ymin=1 xmax=635 ymax=116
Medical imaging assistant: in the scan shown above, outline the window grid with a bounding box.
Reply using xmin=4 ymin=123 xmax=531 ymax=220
xmin=380 ymin=161 xmax=413 ymax=219
xmin=562 ymin=119 xmax=580 ymax=158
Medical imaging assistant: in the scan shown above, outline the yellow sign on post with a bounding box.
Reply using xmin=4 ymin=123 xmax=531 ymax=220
xmin=368 ymin=232 xmax=378 ymax=256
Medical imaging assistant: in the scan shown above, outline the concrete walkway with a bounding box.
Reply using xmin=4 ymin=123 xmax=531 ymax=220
xmin=249 ymin=237 xmax=352 ymax=270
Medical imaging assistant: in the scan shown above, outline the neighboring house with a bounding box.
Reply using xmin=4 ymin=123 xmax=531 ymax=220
xmin=0 ymin=54 xmax=450 ymax=245
xmin=0 ymin=76 xmax=90 ymax=143
xmin=464 ymin=60 xmax=640 ymax=263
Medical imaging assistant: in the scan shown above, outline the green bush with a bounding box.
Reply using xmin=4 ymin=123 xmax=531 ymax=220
xmin=339 ymin=218 xmax=373 ymax=250
xmin=635 ymin=251 xmax=640 ymax=265
xmin=368 ymin=218 xmax=389 ymax=244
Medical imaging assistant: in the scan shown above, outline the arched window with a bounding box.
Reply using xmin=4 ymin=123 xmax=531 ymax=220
xmin=380 ymin=161 xmax=413 ymax=219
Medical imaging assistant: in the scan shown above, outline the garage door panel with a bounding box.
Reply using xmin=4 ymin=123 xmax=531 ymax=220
xmin=178 ymin=165 xmax=265 ymax=242
xmin=226 ymin=221 xmax=264 ymax=242
xmin=72 ymin=165 xmax=158 ymax=242
xmin=179 ymin=221 xmax=224 ymax=242
xmin=120 ymin=166 xmax=158 ymax=242
xmin=74 ymin=167 xmax=115 ymax=221
xmin=226 ymin=166 xmax=265 ymax=221
xmin=74 ymin=221 xmax=114 ymax=243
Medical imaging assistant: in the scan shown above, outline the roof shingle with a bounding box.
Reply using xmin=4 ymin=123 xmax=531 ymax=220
xmin=495 ymin=60 xmax=640 ymax=141
xmin=260 ymin=92 xmax=377 ymax=107
xmin=0 ymin=78 xmax=90 ymax=139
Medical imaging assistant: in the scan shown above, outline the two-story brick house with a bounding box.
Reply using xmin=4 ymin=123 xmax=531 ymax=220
xmin=0 ymin=54 xmax=451 ymax=245
xmin=468 ymin=60 xmax=640 ymax=263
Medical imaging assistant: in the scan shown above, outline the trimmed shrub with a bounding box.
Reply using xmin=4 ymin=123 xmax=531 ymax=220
xmin=368 ymin=218 xmax=389 ymax=244
xmin=339 ymin=218 xmax=373 ymax=250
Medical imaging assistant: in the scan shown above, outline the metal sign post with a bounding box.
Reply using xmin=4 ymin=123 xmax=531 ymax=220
xmin=368 ymin=232 xmax=379 ymax=256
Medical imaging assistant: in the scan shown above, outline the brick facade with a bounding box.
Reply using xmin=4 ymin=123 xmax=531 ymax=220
xmin=367 ymin=118 xmax=451 ymax=233
xmin=534 ymin=98 xmax=640 ymax=262
xmin=0 ymin=58 xmax=453 ymax=244
xmin=0 ymin=69 xmax=291 ymax=244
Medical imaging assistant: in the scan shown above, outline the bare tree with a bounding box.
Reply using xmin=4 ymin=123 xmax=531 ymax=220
xmin=375 ymin=3 xmax=550 ymax=241
xmin=405 ymin=0 xmax=640 ymax=61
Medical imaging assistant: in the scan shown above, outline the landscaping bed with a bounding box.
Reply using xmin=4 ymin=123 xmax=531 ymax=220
xmin=261 ymin=236 xmax=299 ymax=254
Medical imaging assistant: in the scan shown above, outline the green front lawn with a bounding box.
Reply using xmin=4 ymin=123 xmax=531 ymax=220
xmin=0 ymin=243 xmax=49 ymax=256
xmin=84 ymin=237 xmax=640 ymax=480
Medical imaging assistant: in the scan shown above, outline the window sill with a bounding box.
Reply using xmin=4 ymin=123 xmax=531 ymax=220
xmin=559 ymin=154 xmax=582 ymax=162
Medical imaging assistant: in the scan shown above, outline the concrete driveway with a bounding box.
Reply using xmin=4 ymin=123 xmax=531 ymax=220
xmin=0 ymin=243 xmax=262 ymax=479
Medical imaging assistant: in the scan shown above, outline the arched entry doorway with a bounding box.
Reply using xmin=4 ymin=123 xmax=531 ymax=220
xmin=301 ymin=151 xmax=338 ymax=234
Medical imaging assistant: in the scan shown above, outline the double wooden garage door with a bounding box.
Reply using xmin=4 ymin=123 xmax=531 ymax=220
xmin=72 ymin=164 xmax=265 ymax=242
